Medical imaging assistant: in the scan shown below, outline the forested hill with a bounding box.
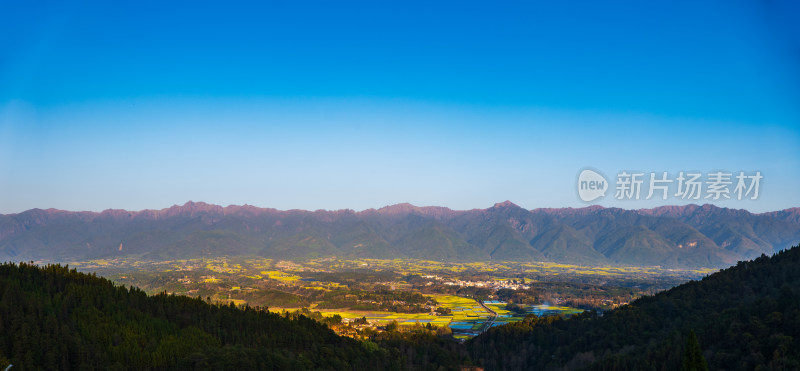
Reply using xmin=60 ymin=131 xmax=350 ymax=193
xmin=468 ymin=245 xmax=800 ymax=370
xmin=0 ymin=262 xmax=411 ymax=370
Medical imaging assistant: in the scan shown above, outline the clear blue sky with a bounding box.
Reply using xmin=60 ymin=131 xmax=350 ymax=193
xmin=1 ymin=0 xmax=798 ymax=213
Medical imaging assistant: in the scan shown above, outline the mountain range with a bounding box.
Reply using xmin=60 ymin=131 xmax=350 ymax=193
xmin=1 ymin=201 xmax=798 ymax=268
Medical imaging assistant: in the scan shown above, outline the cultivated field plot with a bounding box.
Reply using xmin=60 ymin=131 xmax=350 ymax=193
xmin=319 ymin=295 xmax=584 ymax=339
xmin=317 ymin=309 xmax=451 ymax=326
xmin=318 ymin=295 xmax=492 ymax=329
xmin=436 ymin=295 xmax=492 ymax=335
xmin=260 ymin=270 xmax=301 ymax=282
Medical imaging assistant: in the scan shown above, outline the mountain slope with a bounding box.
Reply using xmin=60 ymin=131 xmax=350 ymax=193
xmin=468 ymin=245 xmax=800 ymax=370
xmin=529 ymin=224 xmax=609 ymax=265
xmin=1 ymin=202 xmax=798 ymax=268
xmin=0 ymin=262 xmax=401 ymax=370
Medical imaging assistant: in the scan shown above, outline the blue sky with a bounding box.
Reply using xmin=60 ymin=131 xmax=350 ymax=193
xmin=1 ymin=0 xmax=798 ymax=213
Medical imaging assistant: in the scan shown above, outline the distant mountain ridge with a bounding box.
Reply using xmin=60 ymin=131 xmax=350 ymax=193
xmin=1 ymin=202 xmax=798 ymax=268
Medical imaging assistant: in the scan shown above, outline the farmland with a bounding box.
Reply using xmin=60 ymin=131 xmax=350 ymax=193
xmin=70 ymin=256 xmax=709 ymax=339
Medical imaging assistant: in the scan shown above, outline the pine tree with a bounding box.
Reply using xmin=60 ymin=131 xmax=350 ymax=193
xmin=681 ymin=329 xmax=708 ymax=371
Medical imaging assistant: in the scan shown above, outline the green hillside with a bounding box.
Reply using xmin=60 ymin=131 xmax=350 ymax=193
xmin=0 ymin=263 xmax=405 ymax=370
xmin=468 ymin=245 xmax=800 ymax=370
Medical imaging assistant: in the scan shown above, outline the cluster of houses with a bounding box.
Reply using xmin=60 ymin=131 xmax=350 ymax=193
xmin=422 ymin=274 xmax=530 ymax=290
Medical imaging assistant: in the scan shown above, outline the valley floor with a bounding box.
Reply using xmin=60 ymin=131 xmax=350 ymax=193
xmin=67 ymin=256 xmax=708 ymax=339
